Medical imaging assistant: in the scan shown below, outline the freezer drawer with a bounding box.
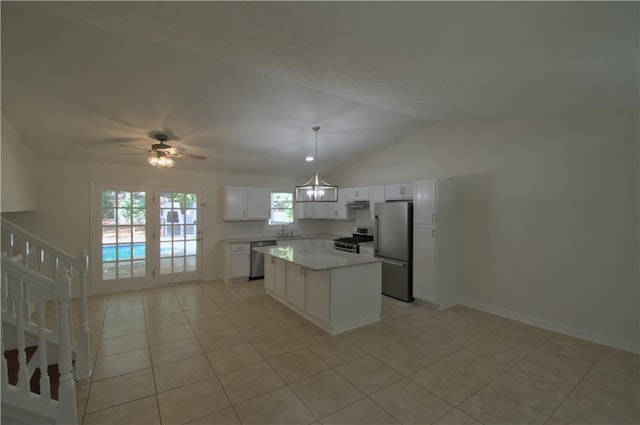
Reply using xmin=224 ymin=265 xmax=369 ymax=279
xmin=379 ymin=257 xmax=413 ymax=302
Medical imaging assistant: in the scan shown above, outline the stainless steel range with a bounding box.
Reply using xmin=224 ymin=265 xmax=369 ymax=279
xmin=334 ymin=227 xmax=374 ymax=253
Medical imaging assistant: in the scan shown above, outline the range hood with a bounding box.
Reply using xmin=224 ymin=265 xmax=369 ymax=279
xmin=345 ymin=201 xmax=370 ymax=209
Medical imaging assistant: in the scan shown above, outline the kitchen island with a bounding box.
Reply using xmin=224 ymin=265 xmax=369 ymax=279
xmin=252 ymin=245 xmax=382 ymax=335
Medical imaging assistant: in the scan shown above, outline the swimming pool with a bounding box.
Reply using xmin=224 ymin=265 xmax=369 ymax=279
xmin=102 ymin=243 xmax=147 ymax=262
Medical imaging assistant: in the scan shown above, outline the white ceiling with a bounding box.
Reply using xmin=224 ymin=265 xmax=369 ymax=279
xmin=1 ymin=2 xmax=637 ymax=177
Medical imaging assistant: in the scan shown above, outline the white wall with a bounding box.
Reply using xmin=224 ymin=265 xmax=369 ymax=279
xmin=10 ymin=158 xmax=324 ymax=287
xmin=331 ymin=113 xmax=639 ymax=351
xmin=1 ymin=113 xmax=38 ymax=212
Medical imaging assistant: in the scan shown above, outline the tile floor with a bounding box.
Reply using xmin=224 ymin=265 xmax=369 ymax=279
xmin=73 ymin=279 xmax=639 ymax=425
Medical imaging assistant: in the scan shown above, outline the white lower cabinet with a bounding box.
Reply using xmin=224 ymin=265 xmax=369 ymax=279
xmin=274 ymin=257 xmax=286 ymax=298
xmin=286 ymin=264 xmax=306 ymax=310
xmin=264 ymin=254 xmax=276 ymax=292
xmin=263 ymin=254 xmax=381 ymax=335
xmin=223 ymin=242 xmax=251 ymax=283
xmin=305 ymin=269 xmax=330 ymax=325
xmin=413 ymin=224 xmax=436 ymax=302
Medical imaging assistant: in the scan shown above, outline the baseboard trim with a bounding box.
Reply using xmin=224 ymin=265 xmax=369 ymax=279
xmin=460 ymin=299 xmax=640 ymax=354
xmin=203 ymin=273 xmax=221 ymax=281
xmin=414 ymin=296 xmax=457 ymax=311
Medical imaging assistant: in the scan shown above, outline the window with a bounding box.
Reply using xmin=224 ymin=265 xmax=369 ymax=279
xmin=269 ymin=192 xmax=294 ymax=225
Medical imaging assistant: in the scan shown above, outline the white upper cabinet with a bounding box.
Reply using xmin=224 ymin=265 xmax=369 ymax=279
xmin=344 ymin=187 xmax=369 ymax=201
xmin=328 ymin=188 xmax=352 ymax=220
xmin=368 ymin=186 xmax=385 ymax=221
xmin=413 ymin=180 xmax=437 ymax=224
xmin=385 ymin=183 xmax=414 ymax=201
xmin=297 ymin=202 xmax=329 ymax=219
xmin=224 ymin=186 xmax=271 ymax=221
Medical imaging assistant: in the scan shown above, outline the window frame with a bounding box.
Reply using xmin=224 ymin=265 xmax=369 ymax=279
xmin=268 ymin=191 xmax=296 ymax=227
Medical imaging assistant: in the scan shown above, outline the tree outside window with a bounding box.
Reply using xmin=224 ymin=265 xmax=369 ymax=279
xmin=270 ymin=192 xmax=294 ymax=225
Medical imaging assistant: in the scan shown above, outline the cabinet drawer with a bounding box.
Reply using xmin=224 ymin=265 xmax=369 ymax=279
xmin=230 ymin=243 xmax=250 ymax=252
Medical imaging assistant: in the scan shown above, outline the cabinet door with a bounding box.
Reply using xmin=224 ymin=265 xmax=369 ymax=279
xmin=247 ymin=187 xmax=271 ymax=219
xmin=230 ymin=251 xmax=250 ymax=278
xmin=414 ymin=180 xmax=437 ymax=224
xmin=225 ymin=186 xmax=247 ymax=220
xmin=313 ymin=203 xmax=329 ymax=219
xmin=351 ymin=187 xmax=369 ymax=201
xmin=369 ymin=186 xmax=385 ymax=221
xmin=264 ymin=255 xmax=276 ymax=292
xmin=305 ymin=270 xmax=330 ymax=324
xmin=385 ymin=183 xmax=414 ymax=201
xmin=413 ymin=224 xmax=436 ymax=302
xmin=296 ymin=203 xmax=314 ymax=219
xmin=285 ymin=264 xmax=306 ymax=310
xmin=274 ymin=258 xmax=287 ymax=298
xmin=328 ymin=188 xmax=349 ymax=219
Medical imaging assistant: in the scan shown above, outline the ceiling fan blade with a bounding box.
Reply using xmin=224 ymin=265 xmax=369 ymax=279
xmin=173 ymin=153 xmax=206 ymax=160
xmin=81 ymin=137 xmax=146 ymax=146
xmin=118 ymin=152 xmax=147 ymax=155
xmin=119 ymin=144 xmax=150 ymax=152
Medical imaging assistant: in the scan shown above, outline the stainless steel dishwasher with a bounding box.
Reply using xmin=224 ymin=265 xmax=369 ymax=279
xmin=250 ymin=240 xmax=277 ymax=280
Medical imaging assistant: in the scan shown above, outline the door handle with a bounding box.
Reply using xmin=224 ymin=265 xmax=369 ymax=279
xmin=379 ymin=258 xmax=406 ymax=267
xmin=374 ymin=216 xmax=379 ymax=253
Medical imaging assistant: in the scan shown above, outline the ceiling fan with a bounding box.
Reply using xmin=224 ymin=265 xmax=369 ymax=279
xmin=123 ymin=132 xmax=206 ymax=169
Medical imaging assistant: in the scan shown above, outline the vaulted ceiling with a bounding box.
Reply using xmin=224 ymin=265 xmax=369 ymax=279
xmin=2 ymin=2 xmax=637 ymax=177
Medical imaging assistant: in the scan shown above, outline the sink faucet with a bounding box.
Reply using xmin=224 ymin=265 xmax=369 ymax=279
xmin=278 ymin=225 xmax=287 ymax=237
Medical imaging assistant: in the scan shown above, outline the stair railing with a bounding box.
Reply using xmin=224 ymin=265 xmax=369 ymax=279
xmin=0 ymin=217 xmax=90 ymax=380
xmin=1 ymin=255 xmax=78 ymax=425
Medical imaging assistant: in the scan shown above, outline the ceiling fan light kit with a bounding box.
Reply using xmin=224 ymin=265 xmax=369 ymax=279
xmin=134 ymin=131 xmax=206 ymax=171
xmin=295 ymin=126 xmax=338 ymax=203
xmin=147 ymin=152 xmax=175 ymax=168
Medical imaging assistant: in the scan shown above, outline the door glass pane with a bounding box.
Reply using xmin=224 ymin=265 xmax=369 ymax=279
xmin=160 ymin=258 xmax=172 ymax=274
xmin=159 ymin=191 xmax=198 ymax=276
xmin=186 ymin=256 xmax=197 ymax=272
xmin=160 ymin=242 xmax=172 ymax=257
xmin=132 ymin=260 xmax=146 ymax=277
xmin=100 ymin=189 xmax=147 ymax=283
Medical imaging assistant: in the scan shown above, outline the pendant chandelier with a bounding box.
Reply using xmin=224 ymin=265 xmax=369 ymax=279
xmin=295 ymin=126 xmax=338 ymax=202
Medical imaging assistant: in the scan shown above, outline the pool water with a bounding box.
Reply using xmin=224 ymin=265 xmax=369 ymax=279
xmin=102 ymin=244 xmax=147 ymax=262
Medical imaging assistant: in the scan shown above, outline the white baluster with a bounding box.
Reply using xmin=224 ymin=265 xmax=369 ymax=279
xmin=75 ymin=251 xmax=91 ymax=380
xmin=14 ymin=279 xmax=31 ymax=396
xmin=37 ymin=247 xmax=45 ymax=275
xmin=35 ymin=292 xmax=51 ymax=402
xmin=8 ymin=232 xmax=14 ymax=258
xmin=23 ymin=285 xmax=31 ymax=323
xmin=54 ymin=269 xmax=78 ymax=424
xmin=6 ymin=272 xmax=16 ymax=319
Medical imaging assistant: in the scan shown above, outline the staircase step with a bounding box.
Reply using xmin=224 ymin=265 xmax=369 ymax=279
xmin=4 ymin=346 xmax=60 ymax=400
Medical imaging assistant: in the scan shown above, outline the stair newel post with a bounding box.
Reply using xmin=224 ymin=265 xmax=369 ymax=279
xmin=75 ymin=251 xmax=90 ymax=379
xmin=53 ymin=267 xmax=78 ymax=425
xmin=35 ymin=292 xmax=52 ymax=402
xmin=14 ymin=278 xmax=31 ymax=396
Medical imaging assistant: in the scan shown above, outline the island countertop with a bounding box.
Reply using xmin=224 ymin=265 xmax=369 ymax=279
xmin=252 ymin=245 xmax=380 ymax=271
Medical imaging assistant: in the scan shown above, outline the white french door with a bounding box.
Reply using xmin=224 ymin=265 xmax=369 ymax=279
xmin=91 ymin=184 xmax=202 ymax=294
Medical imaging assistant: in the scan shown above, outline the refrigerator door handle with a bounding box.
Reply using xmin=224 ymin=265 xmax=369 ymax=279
xmin=374 ymin=215 xmax=379 ymax=253
xmin=378 ymin=258 xmax=406 ymax=268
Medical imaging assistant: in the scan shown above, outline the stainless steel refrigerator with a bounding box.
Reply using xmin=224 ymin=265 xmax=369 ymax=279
xmin=374 ymin=201 xmax=414 ymax=302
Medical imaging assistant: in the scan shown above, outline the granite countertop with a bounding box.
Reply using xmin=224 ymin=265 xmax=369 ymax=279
xmin=221 ymin=233 xmax=346 ymax=244
xmin=252 ymin=245 xmax=381 ymax=271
